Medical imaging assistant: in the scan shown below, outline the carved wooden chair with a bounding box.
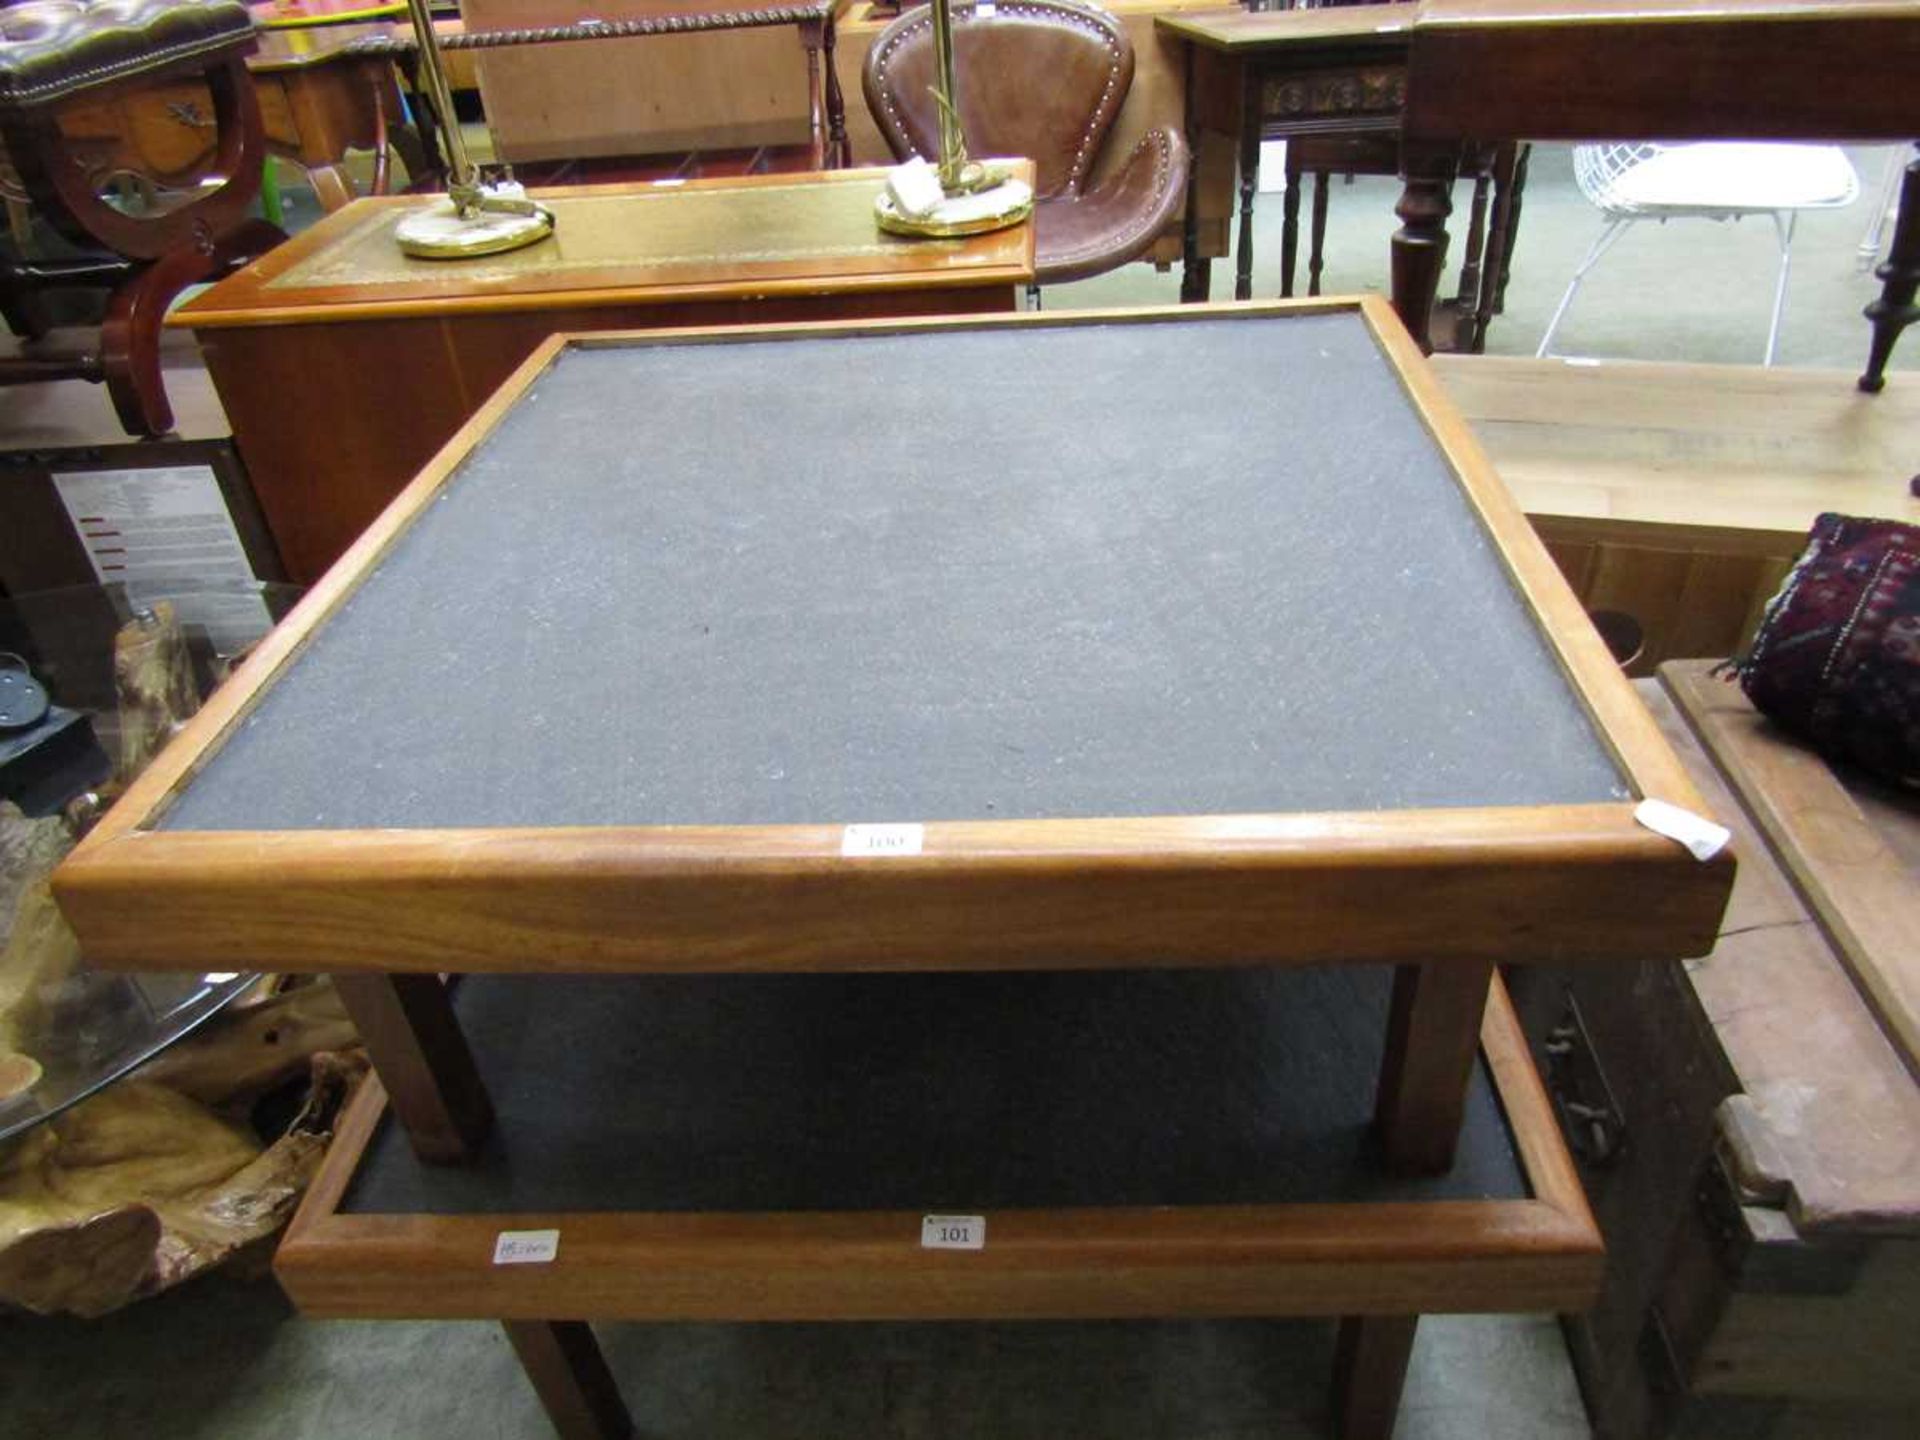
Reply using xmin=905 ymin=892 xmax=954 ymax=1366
xmin=863 ymin=0 xmax=1189 ymax=291
xmin=0 ymin=0 xmax=284 ymax=435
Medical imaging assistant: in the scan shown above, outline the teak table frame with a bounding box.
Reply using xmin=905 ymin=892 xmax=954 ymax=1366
xmin=57 ymin=299 xmax=1731 ymax=1178
xmin=54 ymin=299 xmax=1731 ymax=1434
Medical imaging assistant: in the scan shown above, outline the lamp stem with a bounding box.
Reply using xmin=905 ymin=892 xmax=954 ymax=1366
xmin=930 ymin=0 xmax=967 ymax=192
xmin=402 ymin=0 xmax=480 ymax=212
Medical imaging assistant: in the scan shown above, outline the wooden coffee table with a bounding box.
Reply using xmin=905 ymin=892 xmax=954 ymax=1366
xmin=170 ymin=168 xmax=1033 ymax=583
xmin=57 ymin=299 xmax=1730 ymax=1437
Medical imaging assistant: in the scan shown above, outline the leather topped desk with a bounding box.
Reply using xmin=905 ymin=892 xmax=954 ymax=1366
xmin=57 ymin=300 xmax=1729 ymax=1436
xmin=170 ymin=167 xmax=1033 ymax=583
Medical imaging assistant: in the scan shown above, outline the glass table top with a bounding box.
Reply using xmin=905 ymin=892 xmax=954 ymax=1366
xmin=0 ymin=581 xmax=302 ymax=1142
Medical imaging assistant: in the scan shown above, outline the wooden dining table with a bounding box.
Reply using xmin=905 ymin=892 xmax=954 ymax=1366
xmin=1389 ymin=0 xmax=1920 ymax=391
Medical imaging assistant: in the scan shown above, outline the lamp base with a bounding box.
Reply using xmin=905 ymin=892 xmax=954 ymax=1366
xmin=875 ymin=177 xmax=1034 ymax=239
xmin=395 ymin=194 xmax=555 ymax=260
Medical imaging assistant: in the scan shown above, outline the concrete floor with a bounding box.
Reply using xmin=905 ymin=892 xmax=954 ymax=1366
xmin=1 ymin=1273 xmax=1585 ymax=1440
xmin=3 ymin=143 xmax=1914 ymax=1440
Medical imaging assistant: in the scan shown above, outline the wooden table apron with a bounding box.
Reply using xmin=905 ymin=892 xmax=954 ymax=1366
xmin=59 ymin=299 xmax=1733 ymax=1193
xmin=1391 ymin=0 xmax=1920 ymax=389
xmin=168 ymin=169 xmax=1033 ymax=585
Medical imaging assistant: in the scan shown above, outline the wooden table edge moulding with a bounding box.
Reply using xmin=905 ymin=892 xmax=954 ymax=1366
xmin=271 ymin=974 xmax=1602 ymax=1440
xmin=1389 ymin=0 xmax=1920 ymax=390
xmin=54 ymin=297 xmax=1733 ymax=1202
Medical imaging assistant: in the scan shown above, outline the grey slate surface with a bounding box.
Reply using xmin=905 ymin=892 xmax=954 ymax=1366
xmin=164 ymin=314 xmax=1625 ymax=833
xmin=344 ymin=966 xmax=1525 ymax=1216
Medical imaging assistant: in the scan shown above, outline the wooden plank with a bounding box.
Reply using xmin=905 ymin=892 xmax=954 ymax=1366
xmin=1663 ymin=660 xmax=1920 ymax=1079
xmin=1641 ymin=669 xmax=1920 ymax=1233
xmin=1436 ymin=353 xmax=1920 ymax=672
xmin=1430 ymin=355 xmax=1920 ymax=541
xmin=274 ymin=975 xmax=1604 ymax=1321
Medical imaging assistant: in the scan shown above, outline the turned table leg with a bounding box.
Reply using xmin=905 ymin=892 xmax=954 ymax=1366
xmin=1391 ymin=140 xmax=1458 ymax=355
xmin=1859 ymin=140 xmax=1919 ymax=394
xmin=1234 ymin=72 xmax=1260 ymax=302
xmin=333 ymin=973 xmax=493 ymax=1163
xmin=504 ymin=1321 xmax=636 ymax=1440
xmin=1178 ymin=44 xmax=1210 ymax=303
xmin=1373 ymin=960 xmax=1494 ymax=1175
xmin=1332 ymin=1315 xmax=1419 ymax=1440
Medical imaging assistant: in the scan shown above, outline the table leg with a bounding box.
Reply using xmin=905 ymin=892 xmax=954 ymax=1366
xmin=334 ymin=973 xmax=494 ymax=1164
xmin=1234 ymin=74 xmax=1260 ymax=302
xmin=1280 ymin=149 xmax=1301 ymax=298
xmin=1308 ymin=169 xmax=1330 ymax=297
xmin=1465 ymin=142 xmax=1524 ymax=354
xmin=1331 ymin=1315 xmax=1418 ymax=1440
xmin=1859 ymin=141 xmax=1919 ymax=395
xmin=1391 ymin=140 xmax=1458 ymax=355
xmin=801 ymin=19 xmax=826 ymax=171
xmin=504 ymin=1321 xmax=635 ymax=1440
xmin=1373 ymin=960 xmax=1493 ymax=1175
xmin=1493 ymin=141 xmax=1530 ymax=316
xmin=1179 ymin=45 xmax=1209 ymax=303
xmin=822 ymin=15 xmax=849 ymax=169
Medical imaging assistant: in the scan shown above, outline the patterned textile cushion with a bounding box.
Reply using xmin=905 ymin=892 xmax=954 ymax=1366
xmin=0 ymin=0 xmax=254 ymax=115
xmin=1735 ymin=513 xmax=1920 ymax=787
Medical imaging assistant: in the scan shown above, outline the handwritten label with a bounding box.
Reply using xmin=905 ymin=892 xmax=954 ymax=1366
xmin=493 ymin=1229 xmax=561 ymax=1265
xmin=1634 ymin=799 xmax=1732 ymax=862
xmin=921 ymin=1214 xmax=985 ymax=1251
xmin=841 ymin=823 xmax=925 ymax=858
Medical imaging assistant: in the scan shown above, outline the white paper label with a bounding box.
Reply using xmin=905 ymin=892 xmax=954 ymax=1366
xmin=977 ymin=2 xmax=998 ymax=15
xmin=1634 ymin=799 xmax=1732 ymax=862
xmin=841 ymin=823 xmax=925 ymax=857
xmin=493 ymin=1228 xmax=561 ymax=1265
xmin=921 ymin=1214 xmax=985 ymax=1251
xmin=51 ymin=466 xmax=272 ymax=654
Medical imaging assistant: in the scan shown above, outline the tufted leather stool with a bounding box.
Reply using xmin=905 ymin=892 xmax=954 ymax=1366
xmin=0 ymin=0 xmax=283 ymax=434
xmin=863 ymin=0 xmax=1188 ymax=290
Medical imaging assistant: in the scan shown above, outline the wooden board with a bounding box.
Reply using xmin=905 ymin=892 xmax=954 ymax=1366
xmin=1432 ymin=354 xmax=1920 ymax=673
xmin=55 ymin=300 xmax=1732 ymax=977
xmin=1663 ymin=661 xmax=1920 ymax=1085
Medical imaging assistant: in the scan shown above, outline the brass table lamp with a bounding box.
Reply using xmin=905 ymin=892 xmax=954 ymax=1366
xmin=393 ymin=0 xmax=554 ymax=258
xmin=874 ymin=0 xmax=1032 ymax=238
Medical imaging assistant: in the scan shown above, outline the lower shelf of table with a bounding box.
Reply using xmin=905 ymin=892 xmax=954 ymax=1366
xmin=278 ymin=969 xmax=1599 ymax=1321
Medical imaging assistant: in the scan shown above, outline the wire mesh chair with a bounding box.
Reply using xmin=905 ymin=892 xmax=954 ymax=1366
xmin=1537 ymin=142 xmax=1860 ymax=365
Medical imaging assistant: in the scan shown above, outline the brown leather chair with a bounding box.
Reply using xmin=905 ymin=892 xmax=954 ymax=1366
xmin=0 ymin=0 xmax=282 ymax=435
xmin=863 ymin=0 xmax=1188 ymax=288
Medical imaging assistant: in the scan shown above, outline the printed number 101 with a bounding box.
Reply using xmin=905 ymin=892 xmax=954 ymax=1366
xmin=921 ymin=1214 xmax=985 ymax=1250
